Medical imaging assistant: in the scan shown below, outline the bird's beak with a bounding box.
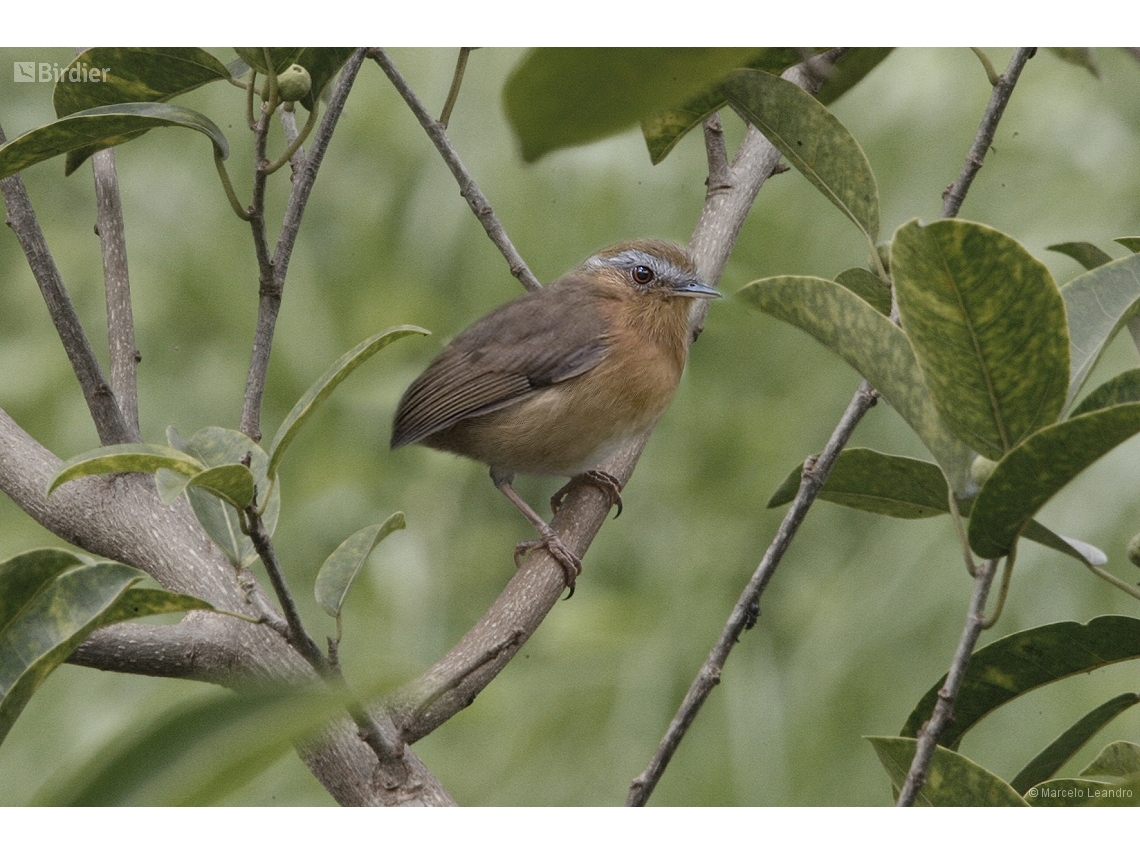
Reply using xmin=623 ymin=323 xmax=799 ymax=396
xmin=671 ymin=280 xmax=721 ymax=299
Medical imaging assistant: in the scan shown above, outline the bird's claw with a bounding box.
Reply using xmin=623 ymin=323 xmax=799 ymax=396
xmin=550 ymin=469 xmax=624 ymax=518
xmin=514 ymin=532 xmax=582 ymax=596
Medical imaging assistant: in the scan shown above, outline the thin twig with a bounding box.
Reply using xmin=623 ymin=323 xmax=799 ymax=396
xmin=265 ymin=100 xmax=320 ymax=176
xmin=947 ymin=489 xmax=978 ymax=577
xmin=239 ymin=49 xmax=367 ymax=442
xmin=91 ymin=147 xmax=142 ymax=442
xmin=627 ymin=382 xmax=879 ymax=806
xmin=438 ymin=48 xmax=473 ymax=129
xmin=370 ymin=47 xmax=542 ymax=292
xmin=0 ymin=124 xmax=131 ymax=446
xmin=896 ymin=558 xmax=1000 ymax=805
xmin=942 ymin=48 xmax=1035 ymax=218
xmin=970 ymin=48 xmax=1001 ymax=86
xmin=892 ymin=49 xmax=1038 ymax=805
xmin=244 ymin=509 xmax=329 ymax=674
xmin=980 ymin=544 xmax=1015 ymax=628
xmin=627 ymin=52 xmax=849 ymax=806
xmin=238 ymin=106 xmax=274 ymax=442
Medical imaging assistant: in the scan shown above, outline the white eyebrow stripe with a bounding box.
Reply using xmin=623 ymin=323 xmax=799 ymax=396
xmin=583 ymin=249 xmax=688 ymax=280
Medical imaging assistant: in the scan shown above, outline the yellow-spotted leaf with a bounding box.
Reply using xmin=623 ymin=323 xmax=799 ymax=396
xmin=722 ymin=68 xmax=879 ymax=242
xmin=866 ymin=737 xmax=1027 ymax=806
xmin=738 ymin=276 xmax=973 ymax=492
xmin=0 ymin=548 xmax=213 ymax=745
xmin=892 ymin=219 xmax=1069 ymax=459
xmin=967 ymin=402 xmax=1140 ymax=558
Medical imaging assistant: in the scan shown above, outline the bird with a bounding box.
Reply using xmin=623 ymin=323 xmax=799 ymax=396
xmin=390 ymin=239 xmax=719 ymax=592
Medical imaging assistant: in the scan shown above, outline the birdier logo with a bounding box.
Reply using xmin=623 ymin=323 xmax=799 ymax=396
xmin=13 ymin=61 xmax=110 ymax=83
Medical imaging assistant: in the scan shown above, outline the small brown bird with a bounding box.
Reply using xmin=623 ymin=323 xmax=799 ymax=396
xmin=391 ymin=239 xmax=718 ymax=590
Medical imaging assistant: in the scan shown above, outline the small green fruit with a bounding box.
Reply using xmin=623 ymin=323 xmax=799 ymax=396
xmin=970 ymin=455 xmax=999 ymax=486
xmin=1128 ymin=532 xmax=1140 ymax=568
xmin=274 ymin=64 xmax=311 ymax=101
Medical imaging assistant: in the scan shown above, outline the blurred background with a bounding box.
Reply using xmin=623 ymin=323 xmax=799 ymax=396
xmin=0 ymin=47 xmax=1138 ymax=806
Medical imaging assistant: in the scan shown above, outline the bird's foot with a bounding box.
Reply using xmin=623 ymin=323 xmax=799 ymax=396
xmin=514 ymin=529 xmax=582 ymax=596
xmin=550 ymin=469 xmax=623 ymax=518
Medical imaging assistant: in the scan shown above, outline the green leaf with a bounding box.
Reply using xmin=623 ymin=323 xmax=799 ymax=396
xmin=267 ymin=325 xmax=428 ymax=478
xmin=834 ymin=267 xmax=891 ymax=315
xmin=1011 ymin=694 xmax=1140 ymax=794
xmin=185 ymin=464 xmax=255 ymax=510
xmin=737 ymin=276 xmax=974 ymax=492
xmin=154 ymin=468 xmax=191 ymax=504
xmin=53 ymin=48 xmax=231 ymax=117
xmin=1046 ymin=47 xmax=1100 ymax=79
xmin=866 ymin=737 xmax=1027 ymax=806
xmin=1047 ymin=241 xmax=1113 ymax=270
xmin=893 ymin=219 xmax=1069 ymax=459
xmin=49 ymin=444 xmax=205 ymax=495
xmin=968 ymin=402 xmax=1140 ymax=558
xmin=815 ymin=48 xmax=894 ymax=106
xmin=1020 ymin=521 xmax=1107 ymax=568
xmin=314 ymin=513 xmax=405 ymax=618
xmin=767 ymin=448 xmax=949 ymax=519
xmin=0 ymin=548 xmax=213 ymax=746
xmin=180 ymin=428 xmax=277 ymax=567
xmin=901 ymin=616 xmax=1140 ymax=749
xmin=33 ymin=685 xmax=348 ymax=806
xmin=640 ymin=48 xmax=806 ymax=165
xmin=1060 ymin=253 xmax=1140 ymax=409
xmin=765 ymin=447 xmax=1105 ymax=568
xmin=1115 ymin=237 xmax=1140 ymax=253
xmin=722 ymin=68 xmax=879 ymax=241
xmin=505 ymin=48 xmax=763 ymax=162
xmin=0 ymin=103 xmax=229 ymax=180
xmin=295 ymin=48 xmax=356 ymax=111
xmin=1082 ymin=740 xmax=1140 ymax=780
xmin=233 ymin=48 xmax=305 ymax=75
xmin=1070 ymin=369 xmax=1140 ymax=418
xmin=1025 ymin=777 xmax=1140 ymax=806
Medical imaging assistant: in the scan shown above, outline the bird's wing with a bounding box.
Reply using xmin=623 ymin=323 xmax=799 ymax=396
xmin=391 ymin=285 xmax=611 ymax=448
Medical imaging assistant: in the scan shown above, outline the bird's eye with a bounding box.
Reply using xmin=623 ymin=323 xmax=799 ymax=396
xmin=631 ymin=265 xmax=654 ymax=285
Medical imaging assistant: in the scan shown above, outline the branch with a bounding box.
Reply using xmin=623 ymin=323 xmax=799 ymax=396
xmin=244 ymin=509 xmax=329 ymax=674
xmin=378 ymin=52 xmax=845 ymax=749
xmin=238 ymin=102 xmax=275 ymax=442
xmin=896 ymin=558 xmax=1000 ymax=805
xmin=439 ymin=47 xmax=473 ymax=129
xmin=239 ymin=49 xmax=367 ymax=441
xmin=941 ymin=48 xmax=1036 ymax=218
xmin=626 ymin=382 xmax=879 ymax=806
xmin=627 ymin=54 xmax=849 ymax=804
xmin=0 ymin=404 xmax=451 ymax=804
xmin=0 ymin=125 xmax=131 ymax=446
xmin=91 ymin=148 xmax=143 ymax=442
xmin=370 ymin=47 xmax=542 ymax=292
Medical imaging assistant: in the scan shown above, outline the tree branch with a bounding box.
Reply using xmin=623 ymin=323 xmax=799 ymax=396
xmin=91 ymin=148 xmax=142 ymax=442
xmin=0 ymin=125 xmax=131 ymax=446
xmin=626 ymin=54 xmax=848 ymax=804
xmin=239 ymin=49 xmax=366 ymax=441
xmin=0 ymin=404 xmax=450 ymax=804
xmin=370 ymin=47 xmax=542 ymax=292
xmin=626 ymin=383 xmax=879 ymax=806
xmin=439 ymin=47 xmax=473 ymax=129
xmin=941 ymin=48 xmax=1035 ymax=218
xmin=896 ymin=558 xmax=1000 ymax=805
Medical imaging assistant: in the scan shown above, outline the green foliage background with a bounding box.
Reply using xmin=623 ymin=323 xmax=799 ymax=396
xmin=1 ymin=47 xmax=1139 ymax=805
